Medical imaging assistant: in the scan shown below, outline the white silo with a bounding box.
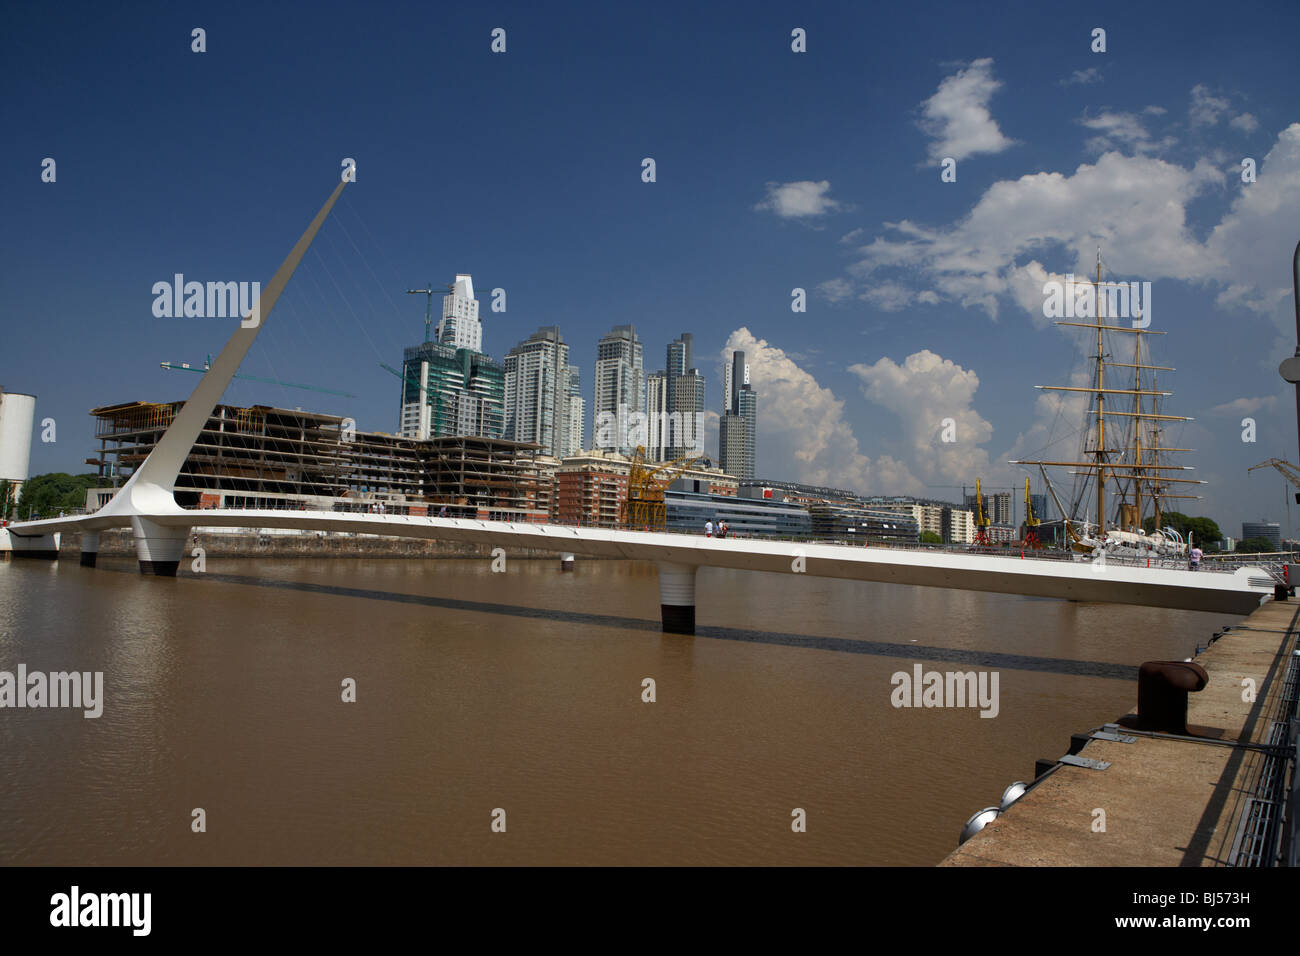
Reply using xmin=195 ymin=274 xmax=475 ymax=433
xmin=0 ymin=390 xmax=38 ymax=508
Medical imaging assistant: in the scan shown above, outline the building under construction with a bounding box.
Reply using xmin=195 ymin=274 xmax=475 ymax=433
xmin=88 ymin=401 xmax=553 ymax=520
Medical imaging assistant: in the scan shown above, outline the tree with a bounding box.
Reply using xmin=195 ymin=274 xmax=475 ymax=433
xmin=14 ymin=473 xmax=101 ymax=520
xmin=1235 ymin=537 xmax=1277 ymax=554
xmin=1142 ymin=511 xmax=1222 ymax=551
xmin=919 ymin=530 xmax=942 ymax=545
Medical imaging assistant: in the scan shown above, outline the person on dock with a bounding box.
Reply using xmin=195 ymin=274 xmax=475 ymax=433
xmin=718 ymin=519 xmax=729 ymax=538
xmin=704 ymin=520 xmax=714 ymax=538
xmin=1190 ymin=545 xmax=1203 ymax=571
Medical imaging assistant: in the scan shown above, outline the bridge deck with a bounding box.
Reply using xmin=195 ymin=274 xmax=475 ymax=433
xmin=4 ymin=508 xmax=1273 ymax=614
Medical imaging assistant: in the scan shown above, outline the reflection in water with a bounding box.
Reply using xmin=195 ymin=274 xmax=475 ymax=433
xmin=0 ymin=555 xmax=1235 ymax=865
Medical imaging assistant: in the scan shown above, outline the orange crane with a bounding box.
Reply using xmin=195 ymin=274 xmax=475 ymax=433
xmin=621 ymin=446 xmax=703 ymax=530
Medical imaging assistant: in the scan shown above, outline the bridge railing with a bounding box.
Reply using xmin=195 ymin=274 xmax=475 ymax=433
xmin=162 ymin=502 xmax=1268 ymax=576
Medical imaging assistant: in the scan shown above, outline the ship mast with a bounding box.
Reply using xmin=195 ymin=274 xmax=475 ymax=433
xmin=1134 ymin=331 xmax=1143 ymax=532
xmin=1009 ymin=248 xmax=1204 ymax=549
xmin=1094 ymin=250 xmax=1106 ymax=535
xmin=1129 ymin=311 xmax=1144 ymax=532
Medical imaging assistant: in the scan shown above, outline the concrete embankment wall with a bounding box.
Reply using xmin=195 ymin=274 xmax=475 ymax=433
xmin=58 ymin=528 xmax=585 ymax=560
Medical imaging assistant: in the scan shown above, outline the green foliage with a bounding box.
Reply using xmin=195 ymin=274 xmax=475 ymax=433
xmin=1235 ymin=537 xmax=1277 ymax=554
xmin=13 ymin=473 xmax=100 ymax=520
xmin=1142 ymin=511 xmax=1222 ymax=551
xmin=919 ymin=530 xmax=943 ymax=544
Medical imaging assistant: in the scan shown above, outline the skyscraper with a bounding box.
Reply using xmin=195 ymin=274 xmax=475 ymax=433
xmin=503 ymin=326 xmax=580 ymax=459
xmin=436 ymin=274 xmax=482 ymax=352
xmin=593 ymin=325 xmax=645 ymax=456
xmin=398 ymin=274 xmax=503 ymax=440
xmin=664 ymin=333 xmax=705 ymax=461
xmin=398 ymin=342 xmax=504 ymax=440
xmin=668 ymin=370 xmax=705 ymax=460
xmin=565 ymin=366 xmax=585 ymax=458
xmin=719 ymin=349 xmax=756 ymax=478
xmin=667 ymin=332 xmax=692 ymax=378
xmin=646 ymin=371 xmax=669 ymax=461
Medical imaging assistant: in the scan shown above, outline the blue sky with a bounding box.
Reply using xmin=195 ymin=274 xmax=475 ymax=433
xmin=3 ymin=0 xmax=1298 ymax=536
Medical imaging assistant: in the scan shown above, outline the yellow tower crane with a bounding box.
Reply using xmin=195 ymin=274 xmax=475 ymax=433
xmin=1022 ymin=477 xmax=1042 ymax=548
xmin=973 ymin=477 xmax=990 ymax=546
xmin=621 ymin=446 xmax=703 ymax=530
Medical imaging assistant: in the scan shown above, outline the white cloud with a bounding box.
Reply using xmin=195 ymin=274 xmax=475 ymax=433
xmin=862 ymin=281 xmax=917 ymax=312
xmin=1061 ymin=67 xmax=1103 ymax=86
xmin=1230 ymin=112 xmax=1260 ymax=133
xmin=818 ymin=278 xmax=943 ymax=311
xmin=1078 ymin=110 xmax=1175 ymax=156
xmin=1203 ymin=124 xmax=1300 ymax=346
xmin=722 ymin=328 xmax=920 ymax=494
xmin=1190 ymin=84 xmax=1231 ymax=127
xmin=843 ymin=150 xmax=1222 ymax=322
xmin=849 ymin=350 xmax=993 ymax=486
xmin=830 ymin=125 xmax=1300 ymax=345
xmin=1209 ymin=395 xmax=1278 ymax=415
xmin=918 ymin=58 xmax=1016 ymax=163
xmin=816 ymin=277 xmax=855 ymax=304
xmin=755 ymin=180 xmax=841 ymax=218
xmin=701 ymin=409 xmax=721 ymax=462
xmin=998 ymin=365 xmax=1095 ymax=488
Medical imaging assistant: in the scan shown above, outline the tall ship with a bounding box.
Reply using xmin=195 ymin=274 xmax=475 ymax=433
xmin=1011 ymin=251 xmax=1205 ymax=563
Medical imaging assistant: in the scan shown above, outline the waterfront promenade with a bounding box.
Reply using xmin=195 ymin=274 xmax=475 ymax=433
xmin=943 ymin=597 xmax=1299 ymax=866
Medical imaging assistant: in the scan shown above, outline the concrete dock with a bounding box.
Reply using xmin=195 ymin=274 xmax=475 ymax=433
xmin=943 ymin=597 xmax=1299 ymax=866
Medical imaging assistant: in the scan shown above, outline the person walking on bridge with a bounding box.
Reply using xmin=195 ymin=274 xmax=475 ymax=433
xmin=704 ymin=519 xmax=714 ymax=538
xmin=1190 ymin=545 xmax=1203 ymax=571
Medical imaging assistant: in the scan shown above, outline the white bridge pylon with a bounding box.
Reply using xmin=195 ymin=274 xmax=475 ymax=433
xmin=3 ymin=182 xmax=1275 ymax=631
xmin=9 ymin=179 xmax=348 ymax=573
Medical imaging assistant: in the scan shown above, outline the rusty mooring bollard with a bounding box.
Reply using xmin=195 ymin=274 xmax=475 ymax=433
xmin=1136 ymin=660 xmax=1209 ymax=734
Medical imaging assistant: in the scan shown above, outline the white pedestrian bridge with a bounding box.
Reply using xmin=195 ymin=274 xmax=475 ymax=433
xmin=4 ymin=508 xmax=1275 ymax=631
xmin=2 ymin=179 xmax=1275 ymax=630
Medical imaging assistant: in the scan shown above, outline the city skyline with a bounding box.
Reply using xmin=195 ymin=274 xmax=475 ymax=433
xmin=4 ymin=2 xmax=1298 ymax=534
xmin=396 ymin=278 xmax=750 ymax=473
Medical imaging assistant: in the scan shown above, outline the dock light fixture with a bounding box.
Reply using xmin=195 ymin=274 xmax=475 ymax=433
xmin=959 ymin=806 xmax=1000 ymax=845
xmin=999 ymin=781 xmax=1029 ymax=812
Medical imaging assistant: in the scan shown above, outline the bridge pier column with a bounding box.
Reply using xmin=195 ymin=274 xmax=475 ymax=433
xmin=8 ymin=531 xmax=60 ymax=560
xmin=657 ymin=561 xmax=698 ymax=635
xmin=132 ymin=517 xmax=189 ymax=576
xmin=79 ymin=531 xmax=99 ymax=567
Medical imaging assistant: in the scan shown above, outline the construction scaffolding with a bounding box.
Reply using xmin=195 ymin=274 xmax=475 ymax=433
xmin=89 ymin=401 xmax=550 ymax=519
xmin=416 ymin=435 xmax=552 ymax=520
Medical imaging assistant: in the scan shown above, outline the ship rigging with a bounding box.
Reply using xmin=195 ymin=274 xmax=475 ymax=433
xmin=1010 ymin=250 xmax=1206 ymax=560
